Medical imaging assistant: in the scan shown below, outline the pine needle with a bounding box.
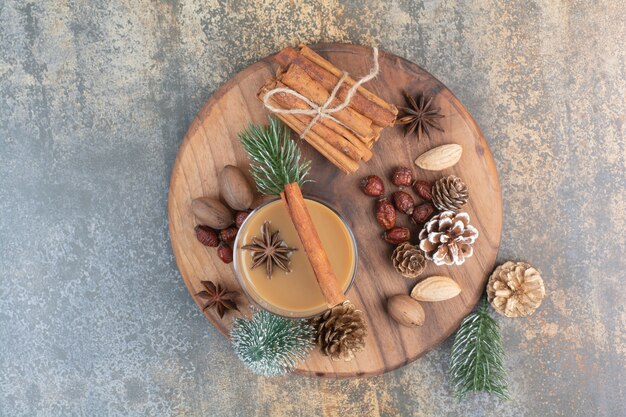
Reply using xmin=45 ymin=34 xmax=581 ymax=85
xmin=238 ymin=116 xmax=312 ymax=196
xmin=450 ymin=297 xmax=510 ymax=400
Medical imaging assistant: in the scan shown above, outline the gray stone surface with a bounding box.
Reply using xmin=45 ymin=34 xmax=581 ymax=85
xmin=1 ymin=0 xmax=624 ymax=416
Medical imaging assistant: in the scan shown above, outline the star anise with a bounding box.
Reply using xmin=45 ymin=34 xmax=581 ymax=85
xmin=397 ymin=92 xmax=444 ymax=141
xmin=241 ymin=221 xmax=297 ymax=279
xmin=197 ymin=280 xmax=239 ymax=319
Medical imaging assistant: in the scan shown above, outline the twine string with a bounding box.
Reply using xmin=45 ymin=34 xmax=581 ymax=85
xmin=262 ymin=47 xmax=379 ymax=138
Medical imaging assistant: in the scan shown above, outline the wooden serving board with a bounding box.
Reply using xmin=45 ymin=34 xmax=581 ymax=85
xmin=168 ymin=44 xmax=502 ymax=378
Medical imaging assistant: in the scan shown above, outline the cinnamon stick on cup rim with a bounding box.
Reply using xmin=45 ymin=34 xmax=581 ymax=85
xmin=280 ymin=182 xmax=346 ymax=307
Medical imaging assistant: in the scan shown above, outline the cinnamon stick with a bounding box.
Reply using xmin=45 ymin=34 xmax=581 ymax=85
xmin=259 ymin=44 xmax=399 ymax=173
xmin=274 ymin=80 xmax=373 ymax=148
xmin=298 ymin=44 xmax=398 ymax=122
xmin=281 ymin=183 xmax=345 ymax=307
xmin=275 ymin=46 xmax=397 ymax=127
xmin=280 ymin=107 xmax=365 ymax=162
xmin=280 ymin=65 xmax=375 ymax=140
xmin=262 ymin=82 xmax=373 ymax=161
xmin=371 ymin=124 xmax=384 ymax=141
xmin=263 ymin=95 xmax=359 ymax=173
xmin=270 ymin=112 xmax=350 ymax=174
xmin=275 ymin=111 xmax=360 ymax=173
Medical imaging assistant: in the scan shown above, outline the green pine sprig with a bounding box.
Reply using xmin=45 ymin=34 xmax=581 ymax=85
xmin=238 ymin=116 xmax=312 ymax=196
xmin=231 ymin=309 xmax=314 ymax=376
xmin=450 ymin=297 xmax=510 ymax=400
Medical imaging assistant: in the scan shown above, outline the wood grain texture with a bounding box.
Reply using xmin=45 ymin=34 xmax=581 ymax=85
xmin=167 ymin=44 xmax=502 ymax=378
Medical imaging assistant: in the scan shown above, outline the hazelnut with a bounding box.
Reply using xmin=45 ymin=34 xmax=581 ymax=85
xmin=387 ymin=294 xmax=425 ymax=327
xmin=191 ymin=197 xmax=234 ymax=229
xmin=219 ymin=165 xmax=254 ymax=211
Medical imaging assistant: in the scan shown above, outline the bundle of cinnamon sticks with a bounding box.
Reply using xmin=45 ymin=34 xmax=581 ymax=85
xmin=257 ymin=45 xmax=398 ymax=174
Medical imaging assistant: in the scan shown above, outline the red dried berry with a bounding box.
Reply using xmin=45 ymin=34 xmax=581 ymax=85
xmin=413 ymin=180 xmax=432 ymax=201
xmin=375 ymin=198 xmax=397 ymax=230
xmin=392 ymin=191 xmax=415 ymax=215
xmin=195 ymin=225 xmax=219 ymax=247
xmin=383 ymin=227 xmax=411 ymax=244
xmin=391 ymin=167 xmax=414 ymax=187
xmin=219 ymin=226 xmax=238 ymax=243
xmin=217 ymin=243 xmax=233 ymax=264
xmin=412 ymin=203 xmax=435 ymax=224
xmin=234 ymin=211 xmax=250 ymax=228
xmin=360 ymin=175 xmax=385 ymax=197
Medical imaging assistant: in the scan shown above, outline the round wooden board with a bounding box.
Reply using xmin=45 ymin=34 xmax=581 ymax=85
xmin=168 ymin=44 xmax=502 ymax=378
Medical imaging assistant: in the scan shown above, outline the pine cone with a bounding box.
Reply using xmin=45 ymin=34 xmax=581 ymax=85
xmin=392 ymin=242 xmax=426 ymax=278
xmin=431 ymin=176 xmax=469 ymax=211
xmin=487 ymin=261 xmax=545 ymax=317
xmin=419 ymin=211 xmax=478 ymax=266
xmin=310 ymin=301 xmax=367 ymax=361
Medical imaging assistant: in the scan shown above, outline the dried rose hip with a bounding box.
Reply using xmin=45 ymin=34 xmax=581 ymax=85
xmin=412 ymin=203 xmax=435 ymax=224
xmin=383 ymin=227 xmax=411 ymax=244
xmin=391 ymin=167 xmax=413 ymax=187
xmin=219 ymin=226 xmax=238 ymax=243
xmin=360 ymin=175 xmax=384 ymax=197
xmin=413 ymin=180 xmax=432 ymax=201
xmin=376 ymin=198 xmax=397 ymax=230
xmin=392 ymin=191 xmax=415 ymax=215
xmin=217 ymin=243 xmax=233 ymax=264
xmin=234 ymin=211 xmax=250 ymax=228
xmin=195 ymin=225 xmax=219 ymax=247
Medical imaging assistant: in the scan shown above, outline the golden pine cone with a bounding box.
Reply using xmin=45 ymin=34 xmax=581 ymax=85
xmin=487 ymin=261 xmax=545 ymax=317
xmin=309 ymin=301 xmax=367 ymax=361
xmin=431 ymin=175 xmax=469 ymax=211
xmin=418 ymin=211 xmax=478 ymax=266
xmin=392 ymin=242 xmax=426 ymax=278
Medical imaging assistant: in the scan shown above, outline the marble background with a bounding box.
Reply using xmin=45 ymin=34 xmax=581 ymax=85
xmin=1 ymin=1 xmax=624 ymax=416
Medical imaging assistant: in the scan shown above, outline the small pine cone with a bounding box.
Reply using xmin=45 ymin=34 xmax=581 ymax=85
xmin=391 ymin=242 xmax=426 ymax=278
xmin=487 ymin=261 xmax=545 ymax=317
xmin=310 ymin=301 xmax=367 ymax=361
xmin=431 ymin=176 xmax=469 ymax=211
xmin=419 ymin=211 xmax=478 ymax=266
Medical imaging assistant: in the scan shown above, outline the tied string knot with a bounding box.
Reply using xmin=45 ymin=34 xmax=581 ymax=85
xmin=262 ymin=47 xmax=379 ymax=138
